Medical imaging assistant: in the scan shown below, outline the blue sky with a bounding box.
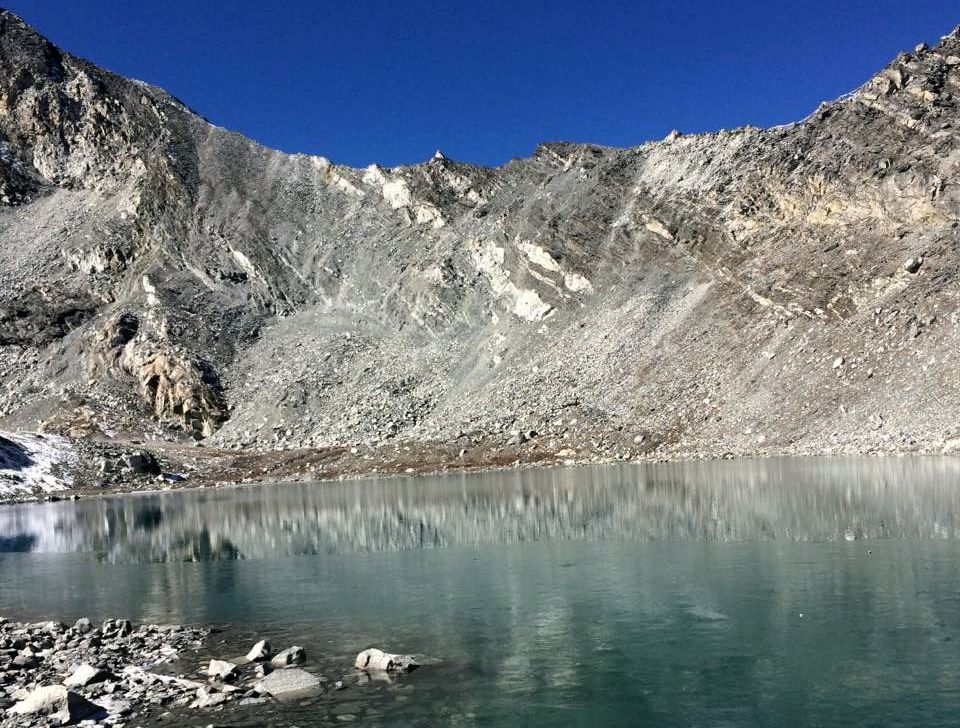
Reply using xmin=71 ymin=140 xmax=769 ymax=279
xmin=5 ymin=1 xmax=958 ymax=167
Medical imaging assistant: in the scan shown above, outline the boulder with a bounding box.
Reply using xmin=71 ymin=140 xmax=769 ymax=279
xmin=64 ymin=663 xmax=113 ymax=688
xmin=206 ymin=659 xmax=238 ymax=680
xmin=72 ymin=617 xmax=92 ymax=634
xmin=904 ymin=256 xmax=924 ymax=274
xmin=354 ymin=648 xmax=419 ymax=673
xmin=122 ymin=450 xmax=160 ymax=475
xmin=7 ymin=684 xmax=104 ymax=725
xmin=254 ymin=668 xmax=321 ymax=697
xmin=270 ymin=646 xmax=306 ymax=667
xmin=189 ymin=687 xmax=230 ymax=709
xmin=245 ymin=639 xmax=272 ymax=662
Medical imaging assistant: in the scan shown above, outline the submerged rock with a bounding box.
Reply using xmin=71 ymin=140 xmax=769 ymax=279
xmin=254 ymin=668 xmax=321 ymax=697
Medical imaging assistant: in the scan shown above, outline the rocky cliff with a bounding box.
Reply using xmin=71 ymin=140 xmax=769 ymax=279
xmin=1 ymin=9 xmax=959 ymax=493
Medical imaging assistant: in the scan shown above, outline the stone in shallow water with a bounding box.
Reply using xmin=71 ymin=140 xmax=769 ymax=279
xmin=354 ymin=648 xmax=418 ymax=673
xmin=207 ymin=658 xmax=238 ymax=680
xmin=254 ymin=668 xmax=321 ymax=697
xmin=245 ymin=639 xmax=272 ymax=662
xmin=8 ymin=684 xmax=104 ymax=725
xmin=270 ymin=645 xmax=306 ymax=667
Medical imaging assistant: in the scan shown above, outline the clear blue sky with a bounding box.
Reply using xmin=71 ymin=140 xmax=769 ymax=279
xmin=5 ymin=1 xmax=958 ymax=167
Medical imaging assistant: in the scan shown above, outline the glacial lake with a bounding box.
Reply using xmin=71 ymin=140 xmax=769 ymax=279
xmin=3 ymin=457 xmax=960 ymax=726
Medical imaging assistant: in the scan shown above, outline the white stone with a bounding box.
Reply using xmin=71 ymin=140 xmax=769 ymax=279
xmin=245 ymin=639 xmax=272 ymax=662
xmin=354 ymin=647 xmax=418 ymax=673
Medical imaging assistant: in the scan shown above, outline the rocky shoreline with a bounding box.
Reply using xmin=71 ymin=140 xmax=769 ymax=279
xmin=0 ymin=617 xmax=418 ymax=726
xmin=3 ymin=424 xmax=959 ymax=506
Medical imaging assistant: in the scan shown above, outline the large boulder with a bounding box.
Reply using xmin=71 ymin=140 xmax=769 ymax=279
xmin=64 ymin=663 xmax=113 ymax=688
xmin=270 ymin=645 xmax=306 ymax=667
xmin=7 ymin=684 xmax=104 ymax=725
xmin=354 ymin=647 xmax=419 ymax=673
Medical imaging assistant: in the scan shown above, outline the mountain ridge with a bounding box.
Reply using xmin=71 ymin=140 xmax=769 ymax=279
xmin=1 ymin=10 xmax=959 ymax=498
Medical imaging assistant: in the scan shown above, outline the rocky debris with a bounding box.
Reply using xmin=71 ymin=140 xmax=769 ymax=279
xmin=0 ymin=617 xmax=209 ymax=727
xmin=0 ymin=289 xmax=95 ymax=347
xmin=354 ymin=648 xmax=419 ymax=673
xmin=0 ymin=616 xmax=418 ymax=724
xmin=245 ymin=639 xmax=271 ymax=662
xmin=270 ymin=645 xmax=306 ymax=667
xmin=7 ymin=684 xmax=104 ymax=725
xmin=253 ymin=667 xmax=322 ymax=697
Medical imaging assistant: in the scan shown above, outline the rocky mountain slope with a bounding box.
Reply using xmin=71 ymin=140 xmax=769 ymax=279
xmin=1 ymin=9 xmax=959 ymax=495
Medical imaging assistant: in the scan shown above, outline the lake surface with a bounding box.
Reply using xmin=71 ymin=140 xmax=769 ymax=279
xmin=3 ymin=457 xmax=960 ymax=726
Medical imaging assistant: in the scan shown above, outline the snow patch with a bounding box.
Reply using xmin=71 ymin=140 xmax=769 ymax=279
xmin=0 ymin=431 xmax=77 ymax=498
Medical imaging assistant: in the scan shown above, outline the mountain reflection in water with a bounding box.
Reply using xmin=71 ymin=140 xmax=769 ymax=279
xmin=2 ymin=457 xmax=959 ymax=563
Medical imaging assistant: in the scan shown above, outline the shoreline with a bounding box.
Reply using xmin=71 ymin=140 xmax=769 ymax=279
xmin=2 ymin=429 xmax=958 ymax=506
xmin=0 ymin=616 xmax=410 ymax=726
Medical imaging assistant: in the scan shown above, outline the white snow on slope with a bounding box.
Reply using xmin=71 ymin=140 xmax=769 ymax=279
xmin=0 ymin=431 xmax=77 ymax=497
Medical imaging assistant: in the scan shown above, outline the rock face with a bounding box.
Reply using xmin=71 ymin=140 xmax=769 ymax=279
xmin=0 ymin=10 xmax=959 ymax=461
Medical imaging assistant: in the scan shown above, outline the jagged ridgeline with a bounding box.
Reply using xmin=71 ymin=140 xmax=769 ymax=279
xmin=0 ymin=8 xmax=958 ymax=457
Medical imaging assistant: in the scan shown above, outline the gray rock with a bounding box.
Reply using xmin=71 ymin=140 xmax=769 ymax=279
xmin=122 ymin=451 xmax=160 ymax=475
xmin=189 ymin=687 xmax=230 ymax=709
xmin=354 ymin=648 xmax=419 ymax=673
xmin=64 ymin=663 xmax=113 ymax=688
xmin=206 ymin=659 xmax=238 ymax=680
xmin=270 ymin=646 xmax=306 ymax=667
xmin=7 ymin=684 xmax=104 ymax=725
xmin=904 ymin=256 xmax=924 ymax=273
xmin=254 ymin=668 xmax=322 ymax=697
xmin=72 ymin=618 xmax=92 ymax=634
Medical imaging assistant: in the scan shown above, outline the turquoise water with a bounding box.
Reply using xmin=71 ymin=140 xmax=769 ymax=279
xmin=2 ymin=458 xmax=960 ymax=726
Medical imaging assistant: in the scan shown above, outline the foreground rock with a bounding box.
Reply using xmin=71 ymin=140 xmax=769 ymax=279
xmin=0 ymin=618 xmax=209 ymax=726
xmin=1 ymin=618 xmax=425 ymax=725
xmin=7 ymin=684 xmax=103 ymax=725
xmin=354 ymin=648 xmax=419 ymax=673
